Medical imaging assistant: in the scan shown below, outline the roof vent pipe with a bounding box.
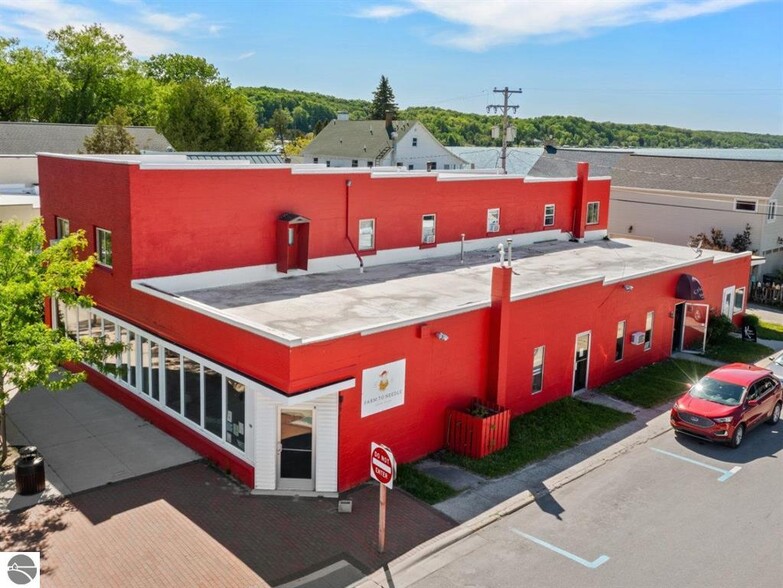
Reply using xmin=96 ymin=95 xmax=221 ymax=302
xmin=506 ymin=238 xmax=513 ymax=268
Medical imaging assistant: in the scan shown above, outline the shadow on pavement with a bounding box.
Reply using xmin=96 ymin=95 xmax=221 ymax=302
xmin=673 ymin=420 xmax=782 ymax=465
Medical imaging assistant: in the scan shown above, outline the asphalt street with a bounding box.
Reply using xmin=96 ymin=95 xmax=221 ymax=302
xmin=405 ymin=416 xmax=783 ymax=588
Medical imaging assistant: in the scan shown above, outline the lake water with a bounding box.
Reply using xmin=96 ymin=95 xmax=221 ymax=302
xmin=447 ymin=146 xmax=783 ymax=176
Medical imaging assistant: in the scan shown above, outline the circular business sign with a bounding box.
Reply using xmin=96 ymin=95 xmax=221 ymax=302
xmin=370 ymin=443 xmax=395 ymax=488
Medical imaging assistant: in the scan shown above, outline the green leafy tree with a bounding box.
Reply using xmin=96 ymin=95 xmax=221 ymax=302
xmin=143 ymin=53 xmax=226 ymax=86
xmin=0 ymin=37 xmax=67 ymax=122
xmin=731 ymin=223 xmax=753 ymax=252
xmin=157 ymin=79 xmax=259 ymax=151
xmin=270 ymin=108 xmax=293 ymax=152
xmin=370 ymin=75 xmax=398 ymax=120
xmin=0 ymin=220 xmax=122 ymax=467
xmin=82 ymin=106 xmax=140 ymax=154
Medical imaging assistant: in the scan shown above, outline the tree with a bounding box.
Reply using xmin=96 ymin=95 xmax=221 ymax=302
xmin=157 ymin=79 xmax=259 ymax=151
xmin=731 ymin=223 xmax=753 ymax=252
xmin=0 ymin=220 xmax=121 ymax=468
xmin=370 ymin=75 xmax=398 ymax=120
xmin=0 ymin=37 xmax=67 ymax=122
xmin=82 ymin=106 xmax=140 ymax=154
xmin=144 ymin=53 xmax=226 ymax=86
xmin=283 ymin=133 xmax=315 ymax=156
xmin=270 ymin=108 xmax=293 ymax=152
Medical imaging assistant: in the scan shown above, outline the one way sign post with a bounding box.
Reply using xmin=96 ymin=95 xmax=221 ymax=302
xmin=370 ymin=442 xmax=396 ymax=553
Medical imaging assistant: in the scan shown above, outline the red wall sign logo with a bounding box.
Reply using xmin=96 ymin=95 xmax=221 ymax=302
xmin=370 ymin=442 xmax=396 ymax=488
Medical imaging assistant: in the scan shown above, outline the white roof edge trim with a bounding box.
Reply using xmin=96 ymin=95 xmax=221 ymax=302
xmin=132 ymin=281 xmax=304 ymax=347
xmin=713 ymin=250 xmax=752 ymax=264
xmin=437 ymin=174 xmax=523 ymax=182
xmin=283 ymin=378 xmax=356 ymax=406
xmin=524 ymin=176 xmax=577 ymax=183
xmin=36 ymin=152 xmax=139 ymax=166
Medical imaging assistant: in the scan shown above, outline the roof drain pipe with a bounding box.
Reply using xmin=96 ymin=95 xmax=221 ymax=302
xmin=345 ymin=179 xmax=365 ymax=273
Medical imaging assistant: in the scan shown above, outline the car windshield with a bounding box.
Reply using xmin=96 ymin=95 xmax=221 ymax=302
xmin=689 ymin=377 xmax=745 ymax=406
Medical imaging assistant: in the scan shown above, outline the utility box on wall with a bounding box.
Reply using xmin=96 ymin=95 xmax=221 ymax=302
xmin=630 ymin=331 xmax=646 ymax=345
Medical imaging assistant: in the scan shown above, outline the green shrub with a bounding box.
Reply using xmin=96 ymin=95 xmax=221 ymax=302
xmin=742 ymin=313 xmax=759 ymax=328
xmin=707 ymin=312 xmax=735 ymax=345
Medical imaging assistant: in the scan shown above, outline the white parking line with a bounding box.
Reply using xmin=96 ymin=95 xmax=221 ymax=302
xmin=512 ymin=529 xmax=610 ymax=569
xmin=650 ymin=447 xmax=741 ymax=482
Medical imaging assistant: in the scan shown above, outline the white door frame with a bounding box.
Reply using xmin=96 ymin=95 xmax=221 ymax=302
xmin=721 ymin=286 xmax=735 ymax=318
xmin=572 ymin=330 xmax=592 ymax=394
xmin=277 ymin=406 xmax=316 ymax=492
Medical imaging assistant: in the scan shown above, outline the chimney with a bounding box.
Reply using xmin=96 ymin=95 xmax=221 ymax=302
xmin=487 ymin=266 xmax=512 ymax=407
xmin=572 ymin=162 xmax=590 ymax=241
xmin=337 ymin=111 xmax=349 ymax=121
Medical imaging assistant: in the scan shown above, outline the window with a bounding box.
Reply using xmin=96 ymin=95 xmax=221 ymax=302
xmin=358 ymin=219 xmax=375 ymax=250
xmin=412 ymin=137 xmax=418 ymax=147
xmin=102 ymin=319 xmax=118 ymax=372
xmin=487 ymin=208 xmax=500 ymax=233
xmin=149 ymin=341 xmax=161 ymax=401
xmin=226 ymin=377 xmax=245 ymax=451
xmin=183 ymin=356 xmax=202 ymax=425
xmin=204 ymin=366 xmax=223 ymax=438
xmin=56 ymin=217 xmax=70 ymax=239
xmin=544 ymin=204 xmax=555 ymax=227
xmin=422 ymin=214 xmax=436 ymax=244
xmin=426 ymin=161 xmax=437 ymax=171
xmin=408 ymin=164 xmax=414 ymax=170
xmin=326 ymin=161 xmax=331 ymax=167
xmin=351 ymin=160 xmax=358 ymax=167
xmin=734 ymin=200 xmax=757 ymax=212
xmin=615 ymin=320 xmax=626 ymax=361
xmin=312 ymin=158 xmax=318 ymax=164
xmin=532 ymin=346 xmax=545 ymax=394
xmin=164 ymin=349 xmax=182 ymax=413
xmin=734 ymin=287 xmax=745 ymax=314
xmin=768 ymin=201 xmax=777 ymax=222
xmin=644 ymin=311 xmax=654 ymax=351
xmin=367 ymin=161 xmax=373 ymax=168
xmin=586 ymin=202 xmax=600 ymax=225
xmin=96 ymin=227 xmax=112 ymax=268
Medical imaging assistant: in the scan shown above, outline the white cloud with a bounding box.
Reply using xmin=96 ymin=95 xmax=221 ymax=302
xmin=237 ymin=51 xmax=255 ymax=60
xmin=140 ymin=11 xmax=202 ymax=32
xmin=354 ymin=4 xmax=418 ymax=19
xmin=208 ymin=24 xmax=225 ymax=36
xmin=358 ymin=0 xmax=765 ymax=50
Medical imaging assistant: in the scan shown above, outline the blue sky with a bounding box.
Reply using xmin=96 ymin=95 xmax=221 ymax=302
xmin=0 ymin=0 xmax=781 ymax=134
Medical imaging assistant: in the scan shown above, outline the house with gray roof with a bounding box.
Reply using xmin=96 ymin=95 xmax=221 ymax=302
xmin=530 ymin=146 xmax=783 ymax=278
xmin=301 ymin=114 xmax=468 ymax=171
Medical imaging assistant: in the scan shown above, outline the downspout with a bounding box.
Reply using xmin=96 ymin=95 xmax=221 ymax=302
xmin=345 ymin=179 xmax=365 ymax=273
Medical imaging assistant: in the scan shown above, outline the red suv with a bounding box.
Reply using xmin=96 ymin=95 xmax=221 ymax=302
xmin=671 ymin=363 xmax=782 ymax=448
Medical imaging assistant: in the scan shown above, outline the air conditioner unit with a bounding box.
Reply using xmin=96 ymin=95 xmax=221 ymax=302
xmin=630 ymin=331 xmax=645 ymax=345
xmin=488 ymin=222 xmax=500 ymax=233
xmin=423 ymin=235 xmax=436 ymax=244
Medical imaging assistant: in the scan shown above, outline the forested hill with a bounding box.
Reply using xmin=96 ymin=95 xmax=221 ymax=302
xmin=239 ymin=86 xmax=783 ymax=149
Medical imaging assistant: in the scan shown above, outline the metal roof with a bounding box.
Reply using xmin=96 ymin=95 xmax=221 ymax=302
xmin=185 ymin=152 xmax=284 ymax=164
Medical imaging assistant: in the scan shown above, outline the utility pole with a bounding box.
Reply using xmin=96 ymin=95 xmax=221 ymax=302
xmin=487 ymin=87 xmax=522 ymax=174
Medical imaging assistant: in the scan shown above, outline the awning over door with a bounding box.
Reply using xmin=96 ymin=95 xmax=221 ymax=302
xmin=676 ymin=274 xmax=705 ymax=300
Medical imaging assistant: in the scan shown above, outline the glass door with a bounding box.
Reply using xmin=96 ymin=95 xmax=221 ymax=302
xmin=681 ymin=303 xmax=709 ymax=354
xmin=278 ymin=408 xmax=314 ymax=491
xmin=573 ymin=332 xmax=590 ymax=393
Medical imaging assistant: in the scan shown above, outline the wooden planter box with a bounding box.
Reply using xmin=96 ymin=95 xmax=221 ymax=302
xmin=446 ymin=400 xmax=511 ymax=459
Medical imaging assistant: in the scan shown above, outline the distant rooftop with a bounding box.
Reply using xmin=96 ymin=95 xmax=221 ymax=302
xmin=0 ymin=121 xmax=173 ymax=155
xmin=183 ymin=152 xmax=283 ymax=165
xmin=137 ymin=239 xmax=743 ymax=346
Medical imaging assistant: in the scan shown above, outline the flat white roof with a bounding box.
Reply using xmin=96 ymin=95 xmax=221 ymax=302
xmin=135 ymin=239 xmax=744 ymax=347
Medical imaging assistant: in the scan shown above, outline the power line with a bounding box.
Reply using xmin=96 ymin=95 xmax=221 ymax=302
xmin=487 ymin=87 xmax=522 ymax=174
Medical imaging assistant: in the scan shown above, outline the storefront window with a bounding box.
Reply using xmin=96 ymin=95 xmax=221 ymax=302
xmin=102 ymin=319 xmax=118 ymax=373
xmin=139 ymin=337 xmax=150 ymax=395
xmin=164 ymin=349 xmax=181 ymax=413
xmin=150 ymin=341 xmax=160 ymax=401
xmin=226 ymin=377 xmax=245 ymax=451
xmin=183 ymin=356 xmax=202 ymax=425
xmin=204 ymin=367 xmax=223 ymax=438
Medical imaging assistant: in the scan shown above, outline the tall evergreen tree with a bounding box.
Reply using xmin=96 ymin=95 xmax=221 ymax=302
xmin=82 ymin=106 xmax=139 ymax=154
xmin=370 ymin=75 xmax=398 ymax=120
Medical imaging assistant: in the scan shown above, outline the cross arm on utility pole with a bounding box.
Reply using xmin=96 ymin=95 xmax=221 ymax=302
xmin=486 ymin=87 xmax=523 ymax=174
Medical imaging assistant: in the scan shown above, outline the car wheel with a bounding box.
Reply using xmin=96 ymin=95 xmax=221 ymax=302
xmin=730 ymin=423 xmax=745 ymax=449
xmin=767 ymin=402 xmax=782 ymax=425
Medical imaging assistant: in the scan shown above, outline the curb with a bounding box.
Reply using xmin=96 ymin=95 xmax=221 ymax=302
xmin=354 ymin=414 xmax=673 ymax=588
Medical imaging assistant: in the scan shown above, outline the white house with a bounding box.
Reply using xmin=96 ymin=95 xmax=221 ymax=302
xmin=301 ymin=113 xmax=468 ymax=171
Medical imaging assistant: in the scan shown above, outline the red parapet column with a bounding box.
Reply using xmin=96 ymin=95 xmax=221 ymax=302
xmin=487 ymin=265 xmax=512 ymax=407
xmin=573 ymin=162 xmax=590 ymax=240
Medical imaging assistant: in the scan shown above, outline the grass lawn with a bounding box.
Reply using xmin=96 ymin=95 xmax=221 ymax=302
xmin=756 ymin=320 xmax=783 ymax=341
xmin=704 ymin=337 xmax=774 ymax=364
xmin=394 ymin=463 xmax=458 ymax=504
xmin=601 ymin=359 xmax=712 ymax=408
xmin=439 ymin=397 xmax=633 ymax=479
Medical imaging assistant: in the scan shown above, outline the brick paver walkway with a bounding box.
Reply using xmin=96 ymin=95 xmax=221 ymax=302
xmin=0 ymin=462 xmax=455 ymax=587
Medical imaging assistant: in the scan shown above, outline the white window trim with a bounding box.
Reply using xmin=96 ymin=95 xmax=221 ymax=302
xmin=733 ymin=286 xmax=746 ymax=315
xmin=532 ymin=345 xmax=545 ymax=394
xmin=96 ymin=227 xmax=112 ymax=268
xmin=422 ymin=214 xmax=436 ymax=244
xmin=615 ymin=320 xmax=626 ymax=362
xmin=358 ymin=218 xmax=375 ymax=251
xmin=586 ymin=202 xmax=600 ymax=225
xmin=767 ymin=200 xmax=777 ymax=223
xmin=487 ymin=208 xmax=500 ymax=233
xmin=733 ymin=198 xmax=758 ymax=212
xmin=544 ymin=204 xmax=555 ymax=227
xmin=644 ymin=311 xmax=654 ymax=351
xmin=722 ymin=285 xmax=735 ymax=318
xmin=51 ymin=300 xmax=253 ymax=464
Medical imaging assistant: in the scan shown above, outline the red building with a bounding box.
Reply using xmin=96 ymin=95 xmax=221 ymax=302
xmin=38 ymin=154 xmax=750 ymax=494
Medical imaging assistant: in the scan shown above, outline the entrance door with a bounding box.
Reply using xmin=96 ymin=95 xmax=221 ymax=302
xmin=278 ymin=408 xmax=314 ymax=491
xmin=681 ymin=303 xmax=709 ymax=354
xmin=287 ymin=225 xmax=300 ymax=270
xmin=672 ymin=302 xmax=685 ymax=353
xmin=573 ymin=332 xmax=590 ymax=393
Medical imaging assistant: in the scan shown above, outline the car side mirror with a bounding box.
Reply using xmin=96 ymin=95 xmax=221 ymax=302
xmin=747 ymin=399 xmax=759 ymax=407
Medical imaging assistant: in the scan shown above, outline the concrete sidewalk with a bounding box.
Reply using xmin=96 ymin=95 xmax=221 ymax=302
xmin=1 ymin=381 xmax=198 ymax=513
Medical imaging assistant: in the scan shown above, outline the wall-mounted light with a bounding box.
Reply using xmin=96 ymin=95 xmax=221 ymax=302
xmin=346 ymin=179 xmax=352 ymax=187
xmin=623 ymin=284 xmax=634 ymax=292
xmin=434 ymin=331 xmax=449 ymax=342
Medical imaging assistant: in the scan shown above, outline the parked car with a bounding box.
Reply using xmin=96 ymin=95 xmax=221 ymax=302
xmin=768 ymin=353 xmax=783 ymax=381
xmin=670 ymin=363 xmax=782 ymax=448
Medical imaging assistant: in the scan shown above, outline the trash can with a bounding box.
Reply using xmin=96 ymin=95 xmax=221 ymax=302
xmin=14 ymin=446 xmax=46 ymax=495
